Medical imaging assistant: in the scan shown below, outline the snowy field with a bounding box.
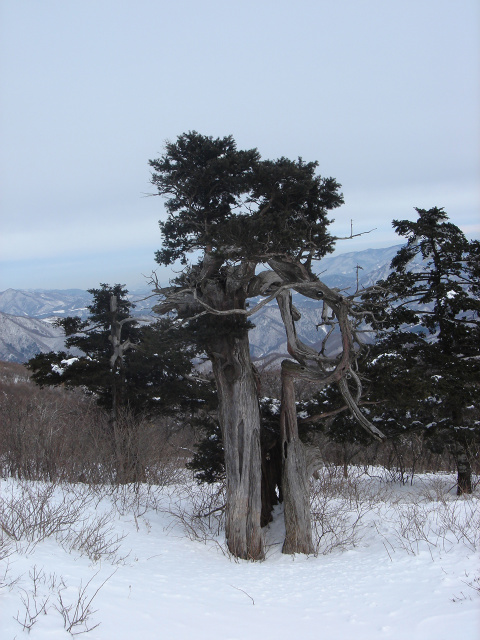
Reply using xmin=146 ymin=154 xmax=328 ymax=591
xmin=1 ymin=470 xmax=479 ymax=640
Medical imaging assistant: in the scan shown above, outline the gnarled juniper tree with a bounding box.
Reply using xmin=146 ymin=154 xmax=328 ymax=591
xmin=149 ymin=132 xmax=384 ymax=558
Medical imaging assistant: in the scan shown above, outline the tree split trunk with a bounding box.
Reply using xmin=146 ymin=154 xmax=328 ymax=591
xmin=154 ymin=256 xmax=385 ymax=559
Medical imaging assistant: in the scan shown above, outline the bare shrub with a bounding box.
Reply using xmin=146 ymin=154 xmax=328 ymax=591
xmin=0 ymin=480 xmax=128 ymax=564
xmin=61 ymin=514 xmax=129 ymax=564
xmin=0 ymin=361 xmax=31 ymax=385
xmin=310 ymin=465 xmax=390 ymax=554
xmin=13 ymin=565 xmax=53 ymax=632
xmin=164 ymin=475 xmax=227 ymax=549
xmin=295 ymin=424 xmax=464 ymax=485
xmin=435 ymin=496 xmax=480 ymax=552
xmin=460 ymin=572 xmax=480 ymax=599
xmin=376 ymin=479 xmax=480 ymax=556
xmin=12 ymin=564 xmax=112 ymax=636
xmin=103 ymin=482 xmax=166 ymax=520
xmin=54 ymin=570 xmax=115 ymax=635
xmin=0 ymin=551 xmax=19 ymax=593
xmin=111 ymin=410 xmax=195 ymax=486
xmin=0 ymin=376 xmax=117 ymax=483
xmin=0 ymin=363 xmax=197 ymax=486
xmin=385 ymin=501 xmax=441 ymax=555
xmin=416 ymin=473 xmax=458 ymax=501
xmin=0 ymin=481 xmax=87 ymax=545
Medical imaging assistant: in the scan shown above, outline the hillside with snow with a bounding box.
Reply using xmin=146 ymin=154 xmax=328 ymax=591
xmin=0 ymin=311 xmax=67 ymax=363
xmin=1 ymin=472 xmax=478 ymax=640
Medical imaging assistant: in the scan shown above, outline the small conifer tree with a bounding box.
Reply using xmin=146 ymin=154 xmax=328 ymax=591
xmin=362 ymin=208 xmax=480 ymax=492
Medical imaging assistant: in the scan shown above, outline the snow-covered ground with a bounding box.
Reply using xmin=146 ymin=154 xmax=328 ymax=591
xmin=1 ymin=471 xmax=479 ymax=640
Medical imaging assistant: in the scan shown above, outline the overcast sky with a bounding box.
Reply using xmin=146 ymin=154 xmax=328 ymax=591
xmin=1 ymin=0 xmax=478 ymax=291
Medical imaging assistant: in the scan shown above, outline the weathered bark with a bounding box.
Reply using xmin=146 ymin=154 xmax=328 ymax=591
xmin=154 ymin=259 xmax=265 ymax=559
xmin=210 ymin=332 xmax=264 ymax=559
xmin=280 ymin=367 xmax=315 ymax=554
xmin=153 ymin=255 xmax=386 ymax=558
xmin=200 ymin=262 xmax=264 ymax=559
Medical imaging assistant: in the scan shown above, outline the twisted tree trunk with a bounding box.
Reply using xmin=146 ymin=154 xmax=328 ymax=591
xmin=197 ymin=262 xmax=264 ymax=559
xmin=272 ymin=273 xmax=385 ymax=555
xmin=154 ymin=259 xmax=265 ymax=560
xmin=210 ymin=330 xmax=264 ymax=560
xmin=280 ymin=365 xmax=314 ymax=554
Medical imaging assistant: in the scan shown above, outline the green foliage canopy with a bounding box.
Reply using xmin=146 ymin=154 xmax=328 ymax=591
xmin=149 ymin=131 xmax=343 ymax=270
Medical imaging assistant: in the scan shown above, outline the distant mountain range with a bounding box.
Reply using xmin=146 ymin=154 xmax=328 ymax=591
xmin=0 ymin=287 xmax=158 ymax=321
xmin=0 ymin=246 xmax=403 ymax=363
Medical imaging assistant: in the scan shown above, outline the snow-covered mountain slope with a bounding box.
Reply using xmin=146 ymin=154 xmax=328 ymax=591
xmin=0 ymin=288 xmax=92 ymax=319
xmin=317 ymin=244 xmax=402 ymax=284
xmin=0 ymin=311 xmax=67 ymax=362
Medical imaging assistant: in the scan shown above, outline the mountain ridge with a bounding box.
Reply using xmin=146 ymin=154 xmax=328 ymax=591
xmin=0 ymin=246 xmax=401 ymax=363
